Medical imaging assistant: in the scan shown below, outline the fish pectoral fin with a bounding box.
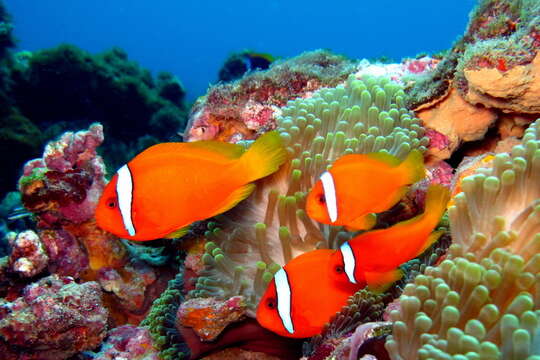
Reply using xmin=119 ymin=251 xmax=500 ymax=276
xmin=365 ymin=269 xmax=404 ymax=293
xmin=210 ymin=183 xmax=256 ymax=217
xmin=164 ymin=225 xmax=190 ymax=239
xmin=345 ymin=213 xmax=377 ymax=231
xmin=416 ymin=230 xmax=445 ymax=257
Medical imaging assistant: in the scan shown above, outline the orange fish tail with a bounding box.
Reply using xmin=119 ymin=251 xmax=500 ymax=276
xmin=398 ymin=149 xmax=425 ymax=184
xmin=239 ymin=131 xmax=288 ymax=182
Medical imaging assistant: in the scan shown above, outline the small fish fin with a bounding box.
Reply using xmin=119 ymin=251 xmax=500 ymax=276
xmin=210 ymin=183 xmax=256 ymax=217
xmin=366 ymin=151 xmax=402 ymax=167
xmin=164 ymin=226 xmax=190 ymax=239
xmin=416 ymin=230 xmax=445 ymax=256
xmin=365 ymin=269 xmax=404 ymax=293
xmin=397 ymin=149 xmax=425 ymax=184
xmin=370 ymin=186 xmax=408 ymax=214
xmin=186 ymin=140 xmax=246 ymax=159
xmin=345 ymin=213 xmax=377 ymax=231
xmin=238 ymin=131 xmax=288 ymax=182
xmin=136 ymin=141 xmax=245 ymax=162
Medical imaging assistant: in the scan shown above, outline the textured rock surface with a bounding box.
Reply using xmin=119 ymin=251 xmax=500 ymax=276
xmin=92 ymin=325 xmax=160 ymax=360
xmin=0 ymin=275 xmax=108 ymax=359
xmin=464 ymin=53 xmax=540 ymax=114
xmin=178 ymin=296 xmax=247 ymax=341
xmin=417 ymin=88 xmax=498 ymax=158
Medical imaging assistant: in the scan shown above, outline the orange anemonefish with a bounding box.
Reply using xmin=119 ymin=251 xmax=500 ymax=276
xmin=256 ymin=249 xmax=362 ymax=338
xmin=95 ymin=131 xmax=287 ymax=241
xmin=329 ymin=184 xmax=450 ymax=291
xmin=305 ymin=150 xmax=425 ymax=231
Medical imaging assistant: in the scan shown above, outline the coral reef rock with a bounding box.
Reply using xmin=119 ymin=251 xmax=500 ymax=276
xmin=0 ymin=274 xmax=108 ymax=359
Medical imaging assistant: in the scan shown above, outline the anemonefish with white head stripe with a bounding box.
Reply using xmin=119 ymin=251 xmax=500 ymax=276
xmin=256 ymin=249 xmax=362 ymax=338
xmin=95 ymin=131 xmax=287 ymax=240
xmin=329 ymin=184 xmax=450 ymax=291
xmin=306 ymin=150 xmax=425 ymax=231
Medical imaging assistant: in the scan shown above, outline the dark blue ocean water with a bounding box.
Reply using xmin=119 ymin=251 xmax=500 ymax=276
xmin=4 ymin=0 xmax=476 ymax=101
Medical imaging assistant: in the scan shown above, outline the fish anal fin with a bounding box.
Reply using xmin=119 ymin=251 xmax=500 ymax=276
xmin=365 ymin=269 xmax=403 ymax=293
xmin=210 ymin=183 xmax=256 ymax=217
xmin=370 ymin=186 xmax=408 ymax=214
xmin=416 ymin=230 xmax=445 ymax=257
xmin=345 ymin=213 xmax=377 ymax=231
xmin=164 ymin=225 xmax=190 ymax=239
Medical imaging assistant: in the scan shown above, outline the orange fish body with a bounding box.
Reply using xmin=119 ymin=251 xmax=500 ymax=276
xmin=256 ymin=249 xmax=362 ymax=338
xmin=329 ymin=184 xmax=450 ymax=290
xmin=95 ymin=131 xmax=287 ymax=240
xmin=306 ymin=150 xmax=425 ymax=231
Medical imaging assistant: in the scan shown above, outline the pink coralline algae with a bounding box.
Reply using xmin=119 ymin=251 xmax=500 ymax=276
xmin=353 ymin=57 xmax=439 ymax=84
xmin=0 ymin=274 xmax=108 ymax=360
xmin=6 ymin=230 xmax=48 ymax=278
xmin=39 ymin=229 xmax=89 ymax=277
xmin=19 ymin=123 xmax=106 ymax=228
xmin=92 ymin=325 xmax=160 ymax=360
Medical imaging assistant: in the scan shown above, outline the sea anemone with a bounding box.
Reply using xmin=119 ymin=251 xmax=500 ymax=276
xmin=385 ymin=119 xmax=540 ymax=359
xmin=190 ymin=75 xmax=429 ymax=310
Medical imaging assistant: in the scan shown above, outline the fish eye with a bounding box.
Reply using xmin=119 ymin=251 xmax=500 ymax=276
xmin=335 ymin=265 xmax=344 ymax=274
xmin=106 ymin=198 xmax=117 ymax=209
xmin=318 ymin=194 xmax=326 ymax=204
xmin=266 ymin=297 xmax=276 ymax=309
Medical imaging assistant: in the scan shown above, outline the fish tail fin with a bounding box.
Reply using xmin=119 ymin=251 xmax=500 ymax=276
xmin=398 ymin=149 xmax=425 ymax=184
xmin=365 ymin=269 xmax=404 ymax=293
xmin=240 ymin=131 xmax=288 ymax=182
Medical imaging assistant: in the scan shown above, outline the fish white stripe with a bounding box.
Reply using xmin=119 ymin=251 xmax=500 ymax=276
xmin=320 ymin=171 xmax=338 ymax=223
xmin=116 ymin=164 xmax=136 ymax=237
xmin=340 ymin=242 xmax=357 ymax=284
xmin=274 ymin=268 xmax=294 ymax=334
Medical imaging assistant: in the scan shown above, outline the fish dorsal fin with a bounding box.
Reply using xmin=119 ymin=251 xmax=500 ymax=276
xmin=365 ymin=269 xmax=403 ymax=293
xmin=185 ymin=140 xmax=246 ymax=159
xmin=136 ymin=141 xmax=245 ymax=162
xmin=209 ymin=183 xmax=256 ymax=218
xmin=366 ymin=151 xmax=401 ymax=167
xmin=345 ymin=213 xmax=377 ymax=231
xmin=163 ymin=225 xmax=190 ymax=239
xmin=331 ymin=152 xmax=401 ymax=170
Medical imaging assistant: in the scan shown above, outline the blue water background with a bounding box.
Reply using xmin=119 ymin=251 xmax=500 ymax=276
xmin=5 ymin=0 xmax=476 ymax=102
